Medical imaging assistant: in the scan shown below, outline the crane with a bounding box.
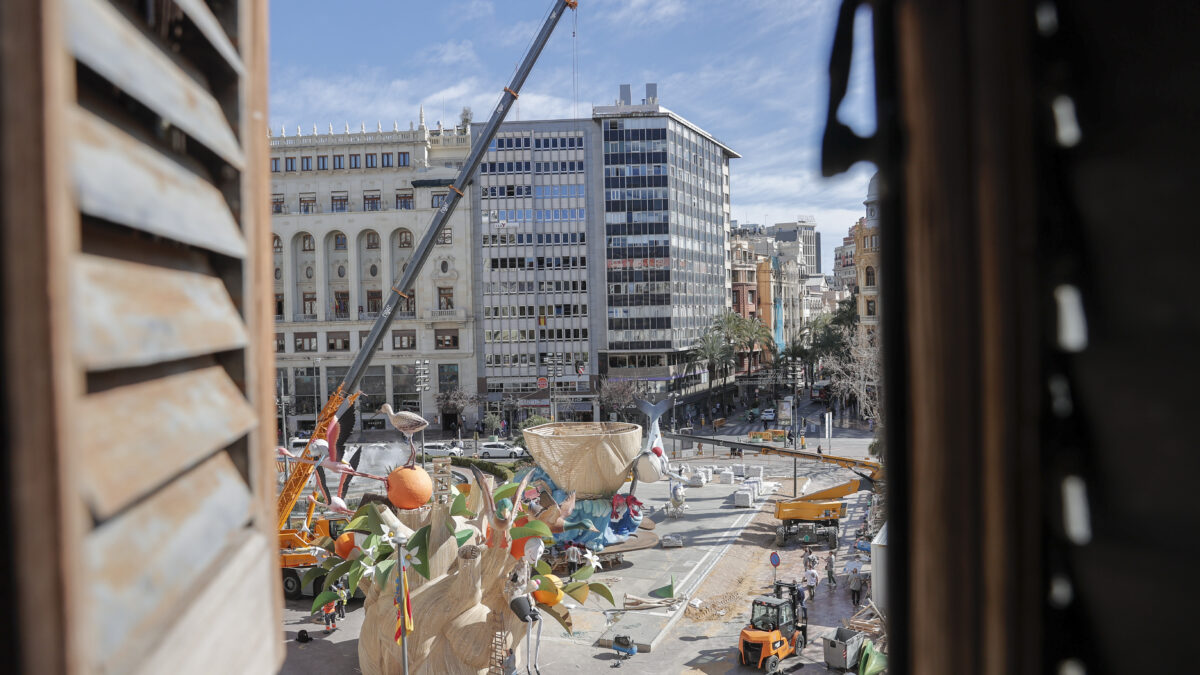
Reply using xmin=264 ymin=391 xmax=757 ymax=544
xmin=276 ymin=0 xmax=580 ymax=593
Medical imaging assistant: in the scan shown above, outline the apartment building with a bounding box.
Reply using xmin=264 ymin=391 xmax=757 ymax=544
xmin=857 ymin=174 xmax=882 ymax=326
xmin=270 ymin=114 xmax=478 ymax=435
xmin=832 ymin=221 xmax=859 ymax=291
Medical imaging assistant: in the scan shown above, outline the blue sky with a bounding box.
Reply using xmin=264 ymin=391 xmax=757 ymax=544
xmin=269 ymin=0 xmax=877 ymax=268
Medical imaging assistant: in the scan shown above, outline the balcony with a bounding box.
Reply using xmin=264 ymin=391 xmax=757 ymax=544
xmin=861 ymin=314 xmax=880 ymax=325
xmin=394 ymin=311 xmax=416 ymax=320
xmin=358 ymin=311 xmax=380 ymax=320
xmin=332 ymin=311 xmax=349 ymax=320
xmin=430 ymin=308 xmax=460 ymax=319
xmin=294 ymin=313 xmax=317 ymax=321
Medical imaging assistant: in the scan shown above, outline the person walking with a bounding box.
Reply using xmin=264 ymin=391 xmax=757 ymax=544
xmin=825 ymin=554 xmax=838 ymax=590
xmin=321 ymin=597 xmax=338 ymax=633
xmin=565 ymin=543 xmax=582 ymax=577
xmin=335 ymin=583 xmax=347 ymax=619
xmin=848 ymin=568 xmax=865 ymax=606
xmin=805 ymin=567 xmax=819 ymax=601
xmin=807 ymin=549 xmax=818 ymax=571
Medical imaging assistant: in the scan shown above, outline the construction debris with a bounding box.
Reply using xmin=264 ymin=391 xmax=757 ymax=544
xmin=841 ymin=600 xmax=889 ymax=653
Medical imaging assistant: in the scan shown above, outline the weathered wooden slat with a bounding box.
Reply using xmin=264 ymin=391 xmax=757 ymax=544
xmin=65 ymin=0 xmax=244 ymax=169
xmin=73 ymin=254 xmax=247 ymax=371
xmin=134 ymin=532 xmax=278 ymax=675
xmin=87 ymin=451 xmax=252 ymax=671
xmin=175 ymin=0 xmax=245 ymax=77
xmin=70 ymin=106 xmax=247 ymax=259
xmin=80 ymin=365 xmax=257 ymax=519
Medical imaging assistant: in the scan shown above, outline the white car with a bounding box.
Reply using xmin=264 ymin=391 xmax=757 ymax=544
xmin=478 ymin=442 xmax=528 ymax=459
xmin=421 ymin=442 xmax=464 ymax=457
xmin=761 ymin=408 xmax=777 ymax=421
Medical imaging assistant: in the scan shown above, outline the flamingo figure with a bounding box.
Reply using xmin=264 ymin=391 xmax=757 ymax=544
xmin=379 ymin=404 xmax=429 ymax=468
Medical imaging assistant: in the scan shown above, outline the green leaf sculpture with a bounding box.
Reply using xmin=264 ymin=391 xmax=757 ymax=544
xmin=569 ymin=563 xmax=595 ymax=582
xmin=323 ymin=558 xmax=356 ymax=591
xmin=509 ymin=519 xmax=552 ymax=542
xmin=375 ymin=559 xmax=396 ymax=586
xmin=534 ymin=559 xmax=552 ymax=576
xmin=347 ymin=561 xmax=366 ymax=597
xmin=453 ymin=528 xmax=475 ymax=547
xmin=450 ymin=491 xmax=475 ymax=518
xmin=535 ymin=601 xmax=574 ymax=635
xmin=587 ymin=582 xmax=616 ymax=606
xmin=563 ymin=580 xmax=589 ymax=604
xmin=311 ymin=590 xmax=339 ymax=614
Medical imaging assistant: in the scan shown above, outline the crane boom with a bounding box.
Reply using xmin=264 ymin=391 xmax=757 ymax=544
xmin=277 ymin=0 xmax=579 ymax=531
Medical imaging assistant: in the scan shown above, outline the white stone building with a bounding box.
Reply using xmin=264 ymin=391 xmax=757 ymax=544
xmin=269 ymin=114 xmax=478 ymax=435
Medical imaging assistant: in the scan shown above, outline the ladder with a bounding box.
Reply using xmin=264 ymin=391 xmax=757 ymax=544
xmin=487 ymin=629 xmax=507 ymax=675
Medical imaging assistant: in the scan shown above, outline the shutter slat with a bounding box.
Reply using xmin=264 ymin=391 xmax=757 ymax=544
xmin=175 ymin=0 xmax=245 ymax=77
xmin=133 ymin=533 xmax=278 ymax=675
xmin=73 ymin=254 xmax=248 ymax=371
xmin=66 ymin=0 xmax=245 ymax=169
xmin=87 ymin=451 xmax=252 ymax=670
xmin=80 ymin=365 xmax=258 ymax=520
xmin=71 ymin=106 xmax=247 ymax=258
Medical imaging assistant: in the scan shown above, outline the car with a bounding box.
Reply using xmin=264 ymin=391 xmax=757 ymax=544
xmin=478 ymin=442 xmax=528 ymax=459
xmin=420 ymin=442 xmax=464 ymax=457
xmin=761 ymin=408 xmax=777 ymax=421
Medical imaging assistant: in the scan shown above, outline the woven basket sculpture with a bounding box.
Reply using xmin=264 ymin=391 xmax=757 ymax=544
xmin=521 ymin=422 xmax=642 ymax=497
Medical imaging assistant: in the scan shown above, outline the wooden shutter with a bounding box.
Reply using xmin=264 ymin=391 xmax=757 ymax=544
xmin=1 ymin=0 xmax=279 ymax=672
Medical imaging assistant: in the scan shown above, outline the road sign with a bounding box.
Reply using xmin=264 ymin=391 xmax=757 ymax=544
xmin=770 ymin=551 xmax=780 ymax=567
xmin=537 ymin=377 xmax=548 ymax=389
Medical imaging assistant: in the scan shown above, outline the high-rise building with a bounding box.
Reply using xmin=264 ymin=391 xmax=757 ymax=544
xmin=594 ymin=84 xmax=740 ymax=397
xmin=471 ymin=120 xmax=598 ymax=423
xmin=471 ymin=84 xmax=739 ymax=422
xmin=770 ymin=216 xmax=821 ymax=275
xmin=270 ymin=115 xmax=478 ymax=435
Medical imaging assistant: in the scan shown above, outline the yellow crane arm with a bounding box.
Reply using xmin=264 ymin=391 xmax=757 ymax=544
xmin=275 ymin=386 xmax=355 ymax=531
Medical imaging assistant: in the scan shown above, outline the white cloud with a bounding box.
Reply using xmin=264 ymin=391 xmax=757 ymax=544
xmin=418 ymin=40 xmax=479 ymax=67
xmin=602 ymin=0 xmax=686 ymax=26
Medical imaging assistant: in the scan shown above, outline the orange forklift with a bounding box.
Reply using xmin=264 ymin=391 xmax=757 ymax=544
xmin=738 ymin=580 xmax=808 ymax=672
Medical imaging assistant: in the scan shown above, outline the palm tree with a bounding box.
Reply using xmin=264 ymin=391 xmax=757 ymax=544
xmin=688 ymin=328 xmax=734 ymax=421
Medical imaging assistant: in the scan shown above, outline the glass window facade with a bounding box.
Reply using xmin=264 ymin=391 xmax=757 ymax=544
xmin=602 ymin=116 xmax=727 ymax=353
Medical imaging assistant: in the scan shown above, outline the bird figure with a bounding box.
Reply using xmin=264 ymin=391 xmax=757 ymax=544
xmin=379 ymin=404 xmax=429 ymax=468
xmin=470 ymin=466 xmax=531 ymax=551
xmin=533 ymin=490 xmax=577 ymax=534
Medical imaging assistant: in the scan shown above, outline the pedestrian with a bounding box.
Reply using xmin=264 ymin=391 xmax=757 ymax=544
xmin=816 ymin=444 xmax=823 ymax=455
xmin=807 ymin=549 xmax=818 ymax=571
xmin=826 ymin=554 xmax=838 ymax=590
xmin=335 ymin=583 xmax=347 ymax=619
xmin=503 ymin=648 xmax=517 ymax=674
xmin=848 ymin=568 xmax=865 ymax=606
xmin=322 ymin=597 xmax=338 ymax=633
xmin=763 ymin=418 xmax=769 ymax=431
xmin=565 ymin=543 xmax=582 ymax=577
xmin=805 ymin=566 xmax=819 ymax=601
xmin=803 ymin=546 xmax=813 ymax=569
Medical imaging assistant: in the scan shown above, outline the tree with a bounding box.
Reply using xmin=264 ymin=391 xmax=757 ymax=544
xmin=482 ymin=412 xmax=502 ymax=435
xmin=435 ymin=386 xmax=479 ymax=415
xmin=459 ymin=106 xmax=473 ymax=129
xmin=597 ymin=378 xmax=636 ymax=422
xmin=513 ymin=414 xmax=551 ymax=448
xmin=687 ymin=328 xmax=734 ymax=419
xmin=820 ymin=325 xmax=884 ymax=429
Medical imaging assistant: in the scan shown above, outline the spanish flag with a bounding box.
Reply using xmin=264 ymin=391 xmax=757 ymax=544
xmin=393 ymin=567 xmax=413 ymax=644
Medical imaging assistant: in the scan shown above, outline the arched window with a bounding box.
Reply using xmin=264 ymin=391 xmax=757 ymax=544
xmin=366 ymin=231 xmax=380 ymax=249
xmin=865 ymin=266 xmax=876 ymax=287
xmin=334 ymin=233 xmax=347 ymax=250
xmin=301 ymin=234 xmax=314 ymax=251
xmin=272 ymin=236 xmax=282 ymax=253
xmin=397 ymin=229 xmax=413 ymax=248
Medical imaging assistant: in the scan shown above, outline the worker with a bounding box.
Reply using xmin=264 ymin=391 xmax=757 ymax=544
xmin=826 ymin=553 xmax=838 ymax=590
xmin=322 ymin=597 xmax=338 ymax=633
xmin=565 ymin=543 xmax=582 ymax=577
xmin=807 ymin=549 xmax=818 ymax=571
xmin=848 ymin=568 xmax=865 ymax=606
xmin=335 ymin=583 xmax=348 ymax=619
xmin=805 ymin=566 xmax=819 ymax=601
